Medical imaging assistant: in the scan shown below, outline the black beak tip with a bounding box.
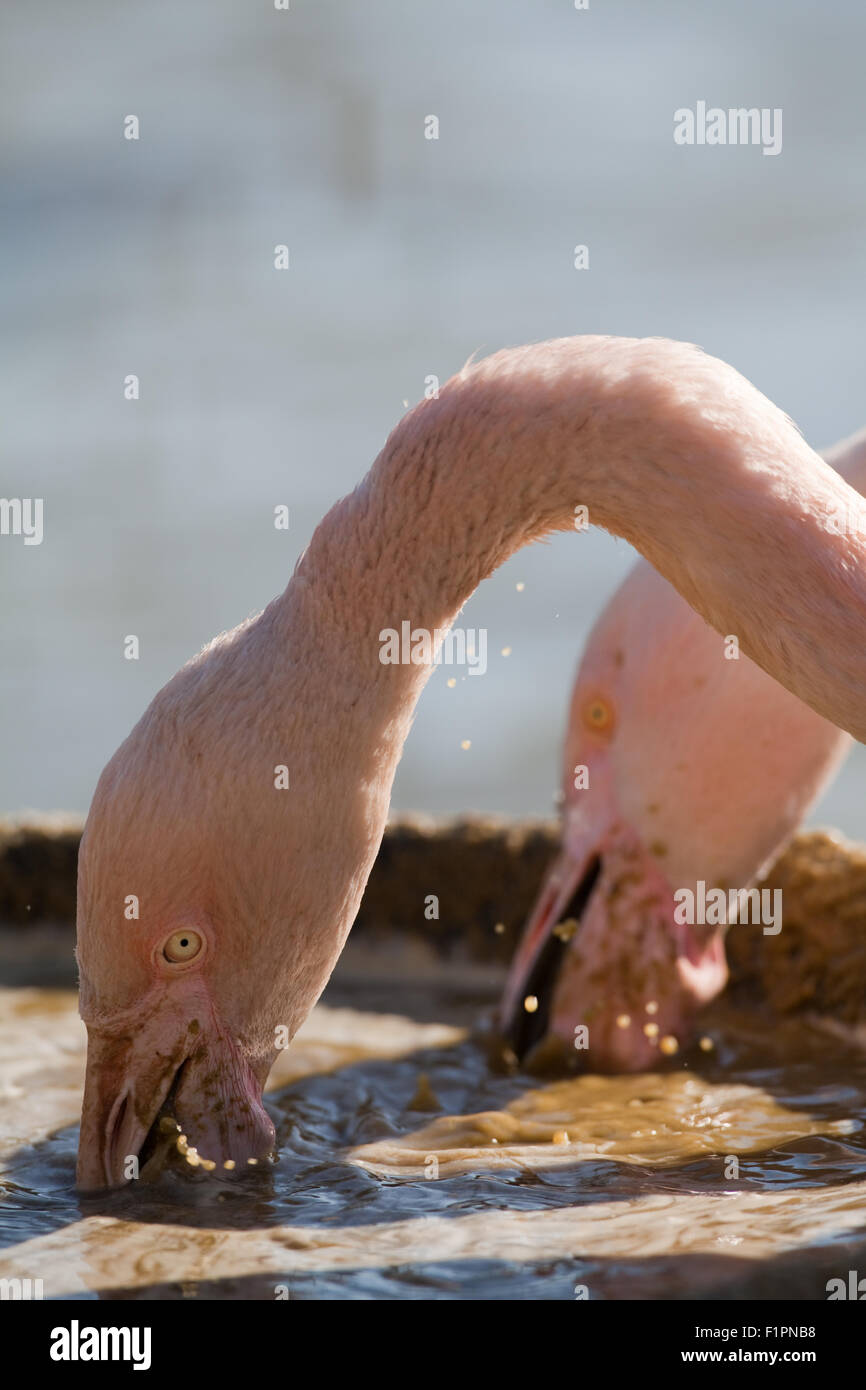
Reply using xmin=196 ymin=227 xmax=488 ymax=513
xmin=505 ymin=856 xmax=602 ymax=1065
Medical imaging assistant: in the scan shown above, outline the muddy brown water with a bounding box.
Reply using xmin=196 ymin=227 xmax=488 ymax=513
xmin=2 ymin=948 xmax=866 ymax=1301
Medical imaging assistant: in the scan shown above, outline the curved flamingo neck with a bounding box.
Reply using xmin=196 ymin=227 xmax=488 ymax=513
xmin=289 ymin=337 xmax=866 ymax=750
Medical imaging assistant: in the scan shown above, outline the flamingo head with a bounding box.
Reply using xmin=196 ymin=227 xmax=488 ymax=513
xmin=74 ymin=725 xmax=288 ymax=1194
xmin=75 ymin=601 xmax=390 ymax=1189
xmin=499 ymin=560 xmax=848 ymax=1073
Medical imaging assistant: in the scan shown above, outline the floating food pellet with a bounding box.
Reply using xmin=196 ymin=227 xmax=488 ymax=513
xmin=699 ymin=1036 xmax=715 ymax=1052
xmin=406 ymin=1073 xmax=442 ymax=1112
xmin=447 ymin=677 xmax=456 ymax=688
xmin=186 ymin=1150 xmax=201 ymax=1167
xmin=247 ymin=1157 xmax=258 ymax=1166
xmin=158 ymin=1115 xmax=181 ymax=1135
xmin=643 ymin=1022 xmax=659 ymax=1039
xmin=501 ymin=646 xmax=512 ymax=657
xmin=461 ymin=739 xmax=471 ymax=750
xmin=515 ymin=582 xmax=525 ymax=592
xmin=645 ymin=1000 xmax=659 ymax=1015
xmin=494 ymin=922 xmax=506 ymax=935
xmin=552 ymin=1130 xmax=569 ymax=1145
xmin=201 ymin=1158 xmax=217 ymax=1171
xmin=523 ymin=995 xmax=539 ymax=1014
xmin=659 ymin=1035 xmax=679 ymax=1056
xmin=553 ymin=918 xmax=579 ymax=943
xmin=176 ymin=1135 xmax=189 ymax=1155
xmin=224 ymin=1159 xmax=236 ymax=1170
xmin=616 ymin=1014 xmax=631 ymax=1029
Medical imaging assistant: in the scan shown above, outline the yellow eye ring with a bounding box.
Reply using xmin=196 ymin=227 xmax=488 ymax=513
xmin=583 ymin=697 xmax=614 ymax=734
xmin=163 ymin=929 xmax=204 ymax=965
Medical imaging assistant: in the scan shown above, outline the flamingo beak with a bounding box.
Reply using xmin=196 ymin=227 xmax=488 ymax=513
xmin=76 ymin=1015 xmax=275 ymax=1190
xmin=499 ymin=847 xmax=603 ymax=1068
xmin=499 ymin=834 xmax=728 ymax=1074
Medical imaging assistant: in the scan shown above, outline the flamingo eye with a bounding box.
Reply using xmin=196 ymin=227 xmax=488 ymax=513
xmin=583 ymin=697 xmax=614 ymax=734
xmin=163 ymin=929 xmax=203 ymax=964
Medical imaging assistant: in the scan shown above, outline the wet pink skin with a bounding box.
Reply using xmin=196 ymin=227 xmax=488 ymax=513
xmin=76 ymin=338 xmax=866 ymax=1186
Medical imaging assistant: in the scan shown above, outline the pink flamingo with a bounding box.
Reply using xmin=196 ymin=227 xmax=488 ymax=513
xmin=76 ymin=338 xmax=866 ymax=1188
xmin=501 ymin=428 xmax=866 ymax=1073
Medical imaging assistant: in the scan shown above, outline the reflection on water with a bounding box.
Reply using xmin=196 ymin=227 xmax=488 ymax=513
xmin=2 ymin=985 xmax=866 ymax=1299
xmin=350 ymin=1072 xmax=855 ymax=1179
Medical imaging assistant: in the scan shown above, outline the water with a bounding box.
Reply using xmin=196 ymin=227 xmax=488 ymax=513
xmin=4 ymin=0 xmax=866 ymax=1302
xmin=3 ymin=0 xmax=866 ymax=827
xmin=3 ymin=980 xmax=866 ymax=1299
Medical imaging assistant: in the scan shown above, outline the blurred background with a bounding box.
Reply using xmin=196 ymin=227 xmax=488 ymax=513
xmin=2 ymin=0 xmax=865 ymax=826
